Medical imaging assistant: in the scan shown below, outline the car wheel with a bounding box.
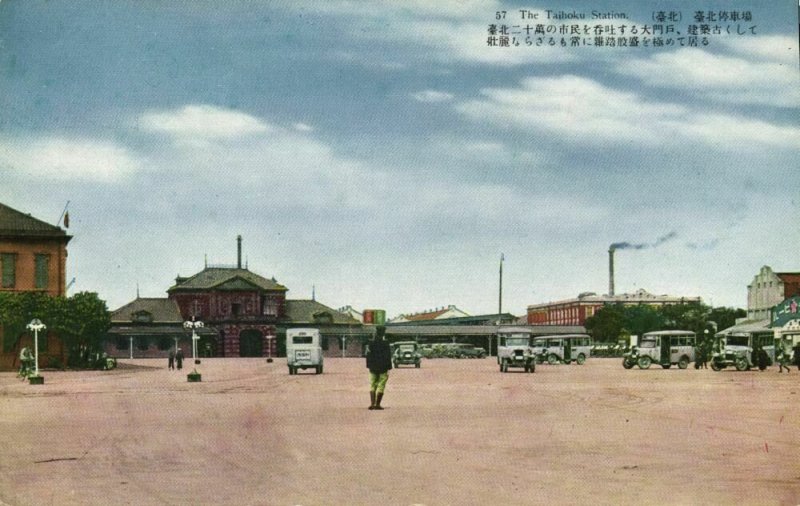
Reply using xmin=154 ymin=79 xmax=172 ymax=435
xmin=547 ymin=354 xmax=559 ymax=365
xmin=576 ymin=354 xmax=586 ymax=365
xmin=637 ymin=356 xmax=652 ymax=369
xmin=678 ymin=356 xmax=689 ymax=369
xmin=710 ymin=361 xmax=722 ymax=371
xmin=622 ymin=358 xmax=634 ymax=369
xmin=735 ymin=356 xmax=749 ymax=371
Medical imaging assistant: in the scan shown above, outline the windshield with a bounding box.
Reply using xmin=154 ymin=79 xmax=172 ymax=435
xmin=726 ymin=336 xmax=749 ymax=347
xmin=292 ymin=336 xmax=313 ymax=344
xmin=398 ymin=344 xmax=416 ymax=351
xmin=639 ymin=338 xmax=657 ymax=348
xmin=503 ymin=337 xmax=530 ymax=346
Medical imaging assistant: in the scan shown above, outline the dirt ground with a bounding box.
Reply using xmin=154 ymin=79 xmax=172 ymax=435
xmin=0 ymin=357 xmax=798 ymax=506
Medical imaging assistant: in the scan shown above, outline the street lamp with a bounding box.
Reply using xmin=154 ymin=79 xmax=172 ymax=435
xmin=183 ymin=316 xmax=204 ymax=365
xmin=26 ymin=318 xmax=46 ymax=380
xmin=266 ymin=332 xmax=275 ymax=363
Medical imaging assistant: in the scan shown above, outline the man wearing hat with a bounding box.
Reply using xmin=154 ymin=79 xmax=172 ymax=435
xmin=366 ymin=325 xmax=392 ymax=410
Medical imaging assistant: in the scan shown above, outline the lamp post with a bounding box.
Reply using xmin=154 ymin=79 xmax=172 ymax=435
xmin=266 ymin=332 xmax=275 ymax=363
xmin=183 ymin=316 xmax=204 ymax=365
xmin=26 ymin=318 xmax=46 ymax=381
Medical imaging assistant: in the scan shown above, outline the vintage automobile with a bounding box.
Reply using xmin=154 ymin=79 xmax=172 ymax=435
xmin=622 ymin=330 xmax=696 ymax=370
xmin=286 ymin=328 xmax=323 ymax=375
xmin=533 ymin=334 xmax=592 ymax=365
xmin=710 ymin=330 xmax=777 ymax=371
xmin=497 ymin=326 xmax=535 ymax=373
xmin=392 ymin=341 xmax=422 ymax=368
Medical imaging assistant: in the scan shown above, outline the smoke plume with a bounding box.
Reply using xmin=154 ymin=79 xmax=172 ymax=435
xmin=609 ymin=231 xmax=677 ymax=251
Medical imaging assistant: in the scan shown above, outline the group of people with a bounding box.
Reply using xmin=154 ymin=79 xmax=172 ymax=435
xmin=167 ymin=348 xmax=185 ymax=370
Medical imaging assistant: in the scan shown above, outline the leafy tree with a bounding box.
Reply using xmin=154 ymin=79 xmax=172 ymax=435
xmin=0 ymin=291 xmax=110 ymax=366
xmin=623 ymin=304 xmax=666 ymax=337
xmin=584 ymin=304 xmax=625 ymax=343
xmin=708 ymin=306 xmax=747 ymax=333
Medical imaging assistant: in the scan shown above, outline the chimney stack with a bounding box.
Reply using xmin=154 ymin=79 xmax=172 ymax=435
xmin=237 ymin=235 xmax=242 ymax=269
xmin=608 ymin=249 xmax=615 ymax=296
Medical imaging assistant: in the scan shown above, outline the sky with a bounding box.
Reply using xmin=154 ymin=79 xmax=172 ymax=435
xmin=1 ymin=0 xmax=798 ymax=318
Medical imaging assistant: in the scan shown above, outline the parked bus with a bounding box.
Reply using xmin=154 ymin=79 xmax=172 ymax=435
xmin=711 ymin=330 xmax=774 ymax=371
xmin=533 ymin=334 xmax=593 ymax=365
xmin=622 ymin=330 xmax=696 ymax=370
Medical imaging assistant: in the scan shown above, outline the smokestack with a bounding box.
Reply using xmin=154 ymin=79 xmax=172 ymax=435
xmin=608 ymin=249 xmax=615 ymax=296
xmin=237 ymin=235 xmax=242 ymax=269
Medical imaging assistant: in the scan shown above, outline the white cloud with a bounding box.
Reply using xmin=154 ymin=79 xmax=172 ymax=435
xmin=0 ymin=136 xmax=140 ymax=182
xmin=456 ymin=75 xmax=800 ymax=149
xmin=293 ymin=123 xmax=314 ymax=132
xmin=411 ymin=90 xmax=454 ymax=103
xmin=616 ymin=47 xmax=800 ymax=108
xmin=140 ymin=104 xmax=271 ymax=140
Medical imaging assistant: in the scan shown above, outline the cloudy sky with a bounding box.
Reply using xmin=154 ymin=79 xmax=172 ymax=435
xmin=1 ymin=1 xmax=798 ymax=317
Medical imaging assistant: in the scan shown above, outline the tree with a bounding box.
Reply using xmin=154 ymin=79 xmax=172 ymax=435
xmin=708 ymin=306 xmax=747 ymax=333
xmin=584 ymin=304 xmax=625 ymax=343
xmin=623 ymin=304 xmax=666 ymax=337
xmin=0 ymin=291 xmax=110 ymax=367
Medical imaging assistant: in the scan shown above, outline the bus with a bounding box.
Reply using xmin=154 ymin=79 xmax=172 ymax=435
xmin=711 ymin=330 xmax=774 ymax=371
xmin=533 ymin=334 xmax=593 ymax=365
xmin=622 ymin=330 xmax=696 ymax=370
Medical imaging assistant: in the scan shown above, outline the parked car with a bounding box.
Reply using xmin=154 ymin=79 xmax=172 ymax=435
xmin=392 ymin=341 xmax=422 ymax=368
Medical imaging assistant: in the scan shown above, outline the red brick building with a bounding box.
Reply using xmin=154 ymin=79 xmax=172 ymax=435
xmin=527 ymin=289 xmax=702 ymax=326
xmin=0 ymin=203 xmax=71 ymax=370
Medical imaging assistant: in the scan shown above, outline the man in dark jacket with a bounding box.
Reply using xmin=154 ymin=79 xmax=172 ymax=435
xmin=366 ymin=326 xmax=392 ymax=410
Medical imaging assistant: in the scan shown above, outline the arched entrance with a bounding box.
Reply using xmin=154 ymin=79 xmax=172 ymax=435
xmin=239 ymin=329 xmax=264 ymax=357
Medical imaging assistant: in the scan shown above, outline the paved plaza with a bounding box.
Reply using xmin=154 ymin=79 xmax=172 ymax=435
xmin=1 ymin=357 xmax=799 ymax=505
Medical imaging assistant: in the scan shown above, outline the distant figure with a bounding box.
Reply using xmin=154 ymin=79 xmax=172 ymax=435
xmin=366 ymin=326 xmax=392 ymax=410
xmin=168 ymin=349 xmax=175 ymax=370
xmin=18 ymin=347 xmax=34 ymax=379
xmin=176 ymin=348 xmax=184 ymax=370
xmin=794 ymin=343 xmax=800 ymax=371
xmin=756 ymin=346 xmax=769 ymax=371
xmin=777 ymin=344 xmax=791 ymax=373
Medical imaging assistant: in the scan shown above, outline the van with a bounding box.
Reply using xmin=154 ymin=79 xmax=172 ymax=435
xmin=286 ymin=328 xmax=323 ymax=375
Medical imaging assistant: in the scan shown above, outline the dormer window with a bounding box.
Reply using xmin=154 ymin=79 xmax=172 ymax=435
xmin=132 ymin=311 xmax=153 ymax=323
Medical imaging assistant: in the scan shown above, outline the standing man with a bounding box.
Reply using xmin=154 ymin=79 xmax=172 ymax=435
xmin=175 ymin=348 xmax=184 ymax=371
xmin=366 ymin=326 xmax=392 ymax=410
xmin=168 ymin=349 xmax=176 ymax=370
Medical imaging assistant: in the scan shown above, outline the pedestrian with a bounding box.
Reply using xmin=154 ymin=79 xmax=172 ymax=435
xmin=168 ymin=349 xmax=175 ymax=370
xmin=793 ymin=343 xmax=800 ymax=371
xmin=758 ymin=346 xmax=769 ymax=371
xmin=777 ymin=345 xmax=791 ymax=373
xmin=366 ymin=325 xmax=392 ymax=410
xmin=176 ymin=348 xmax=184 ymax=370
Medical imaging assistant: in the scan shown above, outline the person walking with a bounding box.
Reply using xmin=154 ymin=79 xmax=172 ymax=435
xmin=777 ymin=343 xmax=791 ymax=373
xmin=793 ymin=343 xmax=800 ymax=371
xmin=175 ymin=348 xmax=184 ymax=371
xmin=168 ymin=349 xmax=175 ymax=370
xmin=366 ymin=326 xmax=392 ymax=410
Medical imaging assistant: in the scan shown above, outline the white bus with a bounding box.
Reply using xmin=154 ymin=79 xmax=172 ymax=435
xmin=533 ymin=334 xmax=593 ymax=365
xmin=622 ymin=330 xmax=696 ymax=370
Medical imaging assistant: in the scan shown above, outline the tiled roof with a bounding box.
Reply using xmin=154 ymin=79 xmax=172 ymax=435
xmin=0 ymin=202 xmax=71 ymax=240
xmin=167 ymin=267 xmax=288 ymax=292
xmin=403 ymin=309 xmax=449 ymax=321
xmin=284 ymin=299 xmax=361 ymax=324
xmin=110 ymin=298 xmax=183 ymax=323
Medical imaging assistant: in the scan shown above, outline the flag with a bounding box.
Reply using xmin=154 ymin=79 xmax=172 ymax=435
xmin=63 ymin=211 xmax=70 ymax=228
